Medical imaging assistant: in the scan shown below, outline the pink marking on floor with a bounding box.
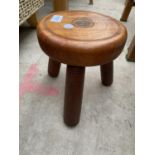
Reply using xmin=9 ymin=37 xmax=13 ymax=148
xmin=20 ymin=64 xmax=59 ymax=98
xmin=22 ymin=64 xmax=38 ymax=82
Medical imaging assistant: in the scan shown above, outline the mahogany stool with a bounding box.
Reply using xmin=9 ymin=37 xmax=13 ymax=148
xmin=37 ymin=11 xmax=127 ymax=127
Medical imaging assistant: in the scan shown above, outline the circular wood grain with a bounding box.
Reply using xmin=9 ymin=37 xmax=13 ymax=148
xmin=37 ymin=10 xmax=127 ymax=66
xmin=43 ymin=11 xmax=120 ymax=41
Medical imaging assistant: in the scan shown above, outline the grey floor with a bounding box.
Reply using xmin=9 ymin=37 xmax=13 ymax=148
xmin=19 ymin=0 xmax=135 ymax=155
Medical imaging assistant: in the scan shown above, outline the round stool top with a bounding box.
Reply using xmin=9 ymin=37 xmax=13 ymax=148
xmin=37 ymin=10 xmax=127 ymax=66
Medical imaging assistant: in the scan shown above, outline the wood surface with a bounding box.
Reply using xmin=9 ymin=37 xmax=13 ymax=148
xmin=53 ymin=0 xmax=93 ymax=11
xmin=120 ymin=0 xmax=135 ymax=21
xmin=64 ymin=65 xmax=85 ymax=127
xmin=48 ymin=58 xmax=61 ymax=77
xmin=100 ymin=61 xmax=113 ymax=86
xmin=89 ymin=0 xmax=93 ymax=5
xmin=37 ymin=10 xmax=127 ymax=66
xmin=126 ymin=36 xmax=135 ymax=62
xmin=37 ymin=10 xmax=128 ymax=127
xmin=53 ymin=0 xmax=68 ymax=11
xmin=27 ymin=13 xmax=38 ymax=28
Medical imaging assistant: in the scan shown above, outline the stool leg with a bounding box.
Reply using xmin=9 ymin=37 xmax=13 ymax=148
xmin=48 ymin=58 xmax=61 ymax=77
xmin=126 ymin=36 xmax=135 ymax=62
xmin=89 ymin=0 xmax=93 ymax=5
xmin=100 ymin=61 xmax=113 ymax=86
xmin=120 ymin=0 xmax=133 ymax=22
xmin=64 ymin=65 xmax=85 ymax=127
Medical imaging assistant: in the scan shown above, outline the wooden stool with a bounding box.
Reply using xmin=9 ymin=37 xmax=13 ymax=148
xmin=37 ymin=11 xmax=127 ymax=127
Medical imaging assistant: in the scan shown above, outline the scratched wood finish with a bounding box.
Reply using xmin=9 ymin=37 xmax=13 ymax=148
xmin=37 ymin=11 xmax=127 ymax=66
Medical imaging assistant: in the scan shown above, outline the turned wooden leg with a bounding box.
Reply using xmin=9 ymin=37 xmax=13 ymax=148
xmin=120 ymin=0 xmax=133 ymax=21
xmin=89 ymin=0 xmax=93 ymax=5
xmin=100 ymin=61 xmax=113 ymax=86
xmin=48 ymin=58 xmax=61 ymax=77
xmin=27 ymin=13 xmax=38 ymax=28
xmin=126 ymin=36 xmax=135 ymax=62
xmin=53 ymin=0 xmax=68 ymax=11
xmin=64 ymin=65 xmax=85 ymax=127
